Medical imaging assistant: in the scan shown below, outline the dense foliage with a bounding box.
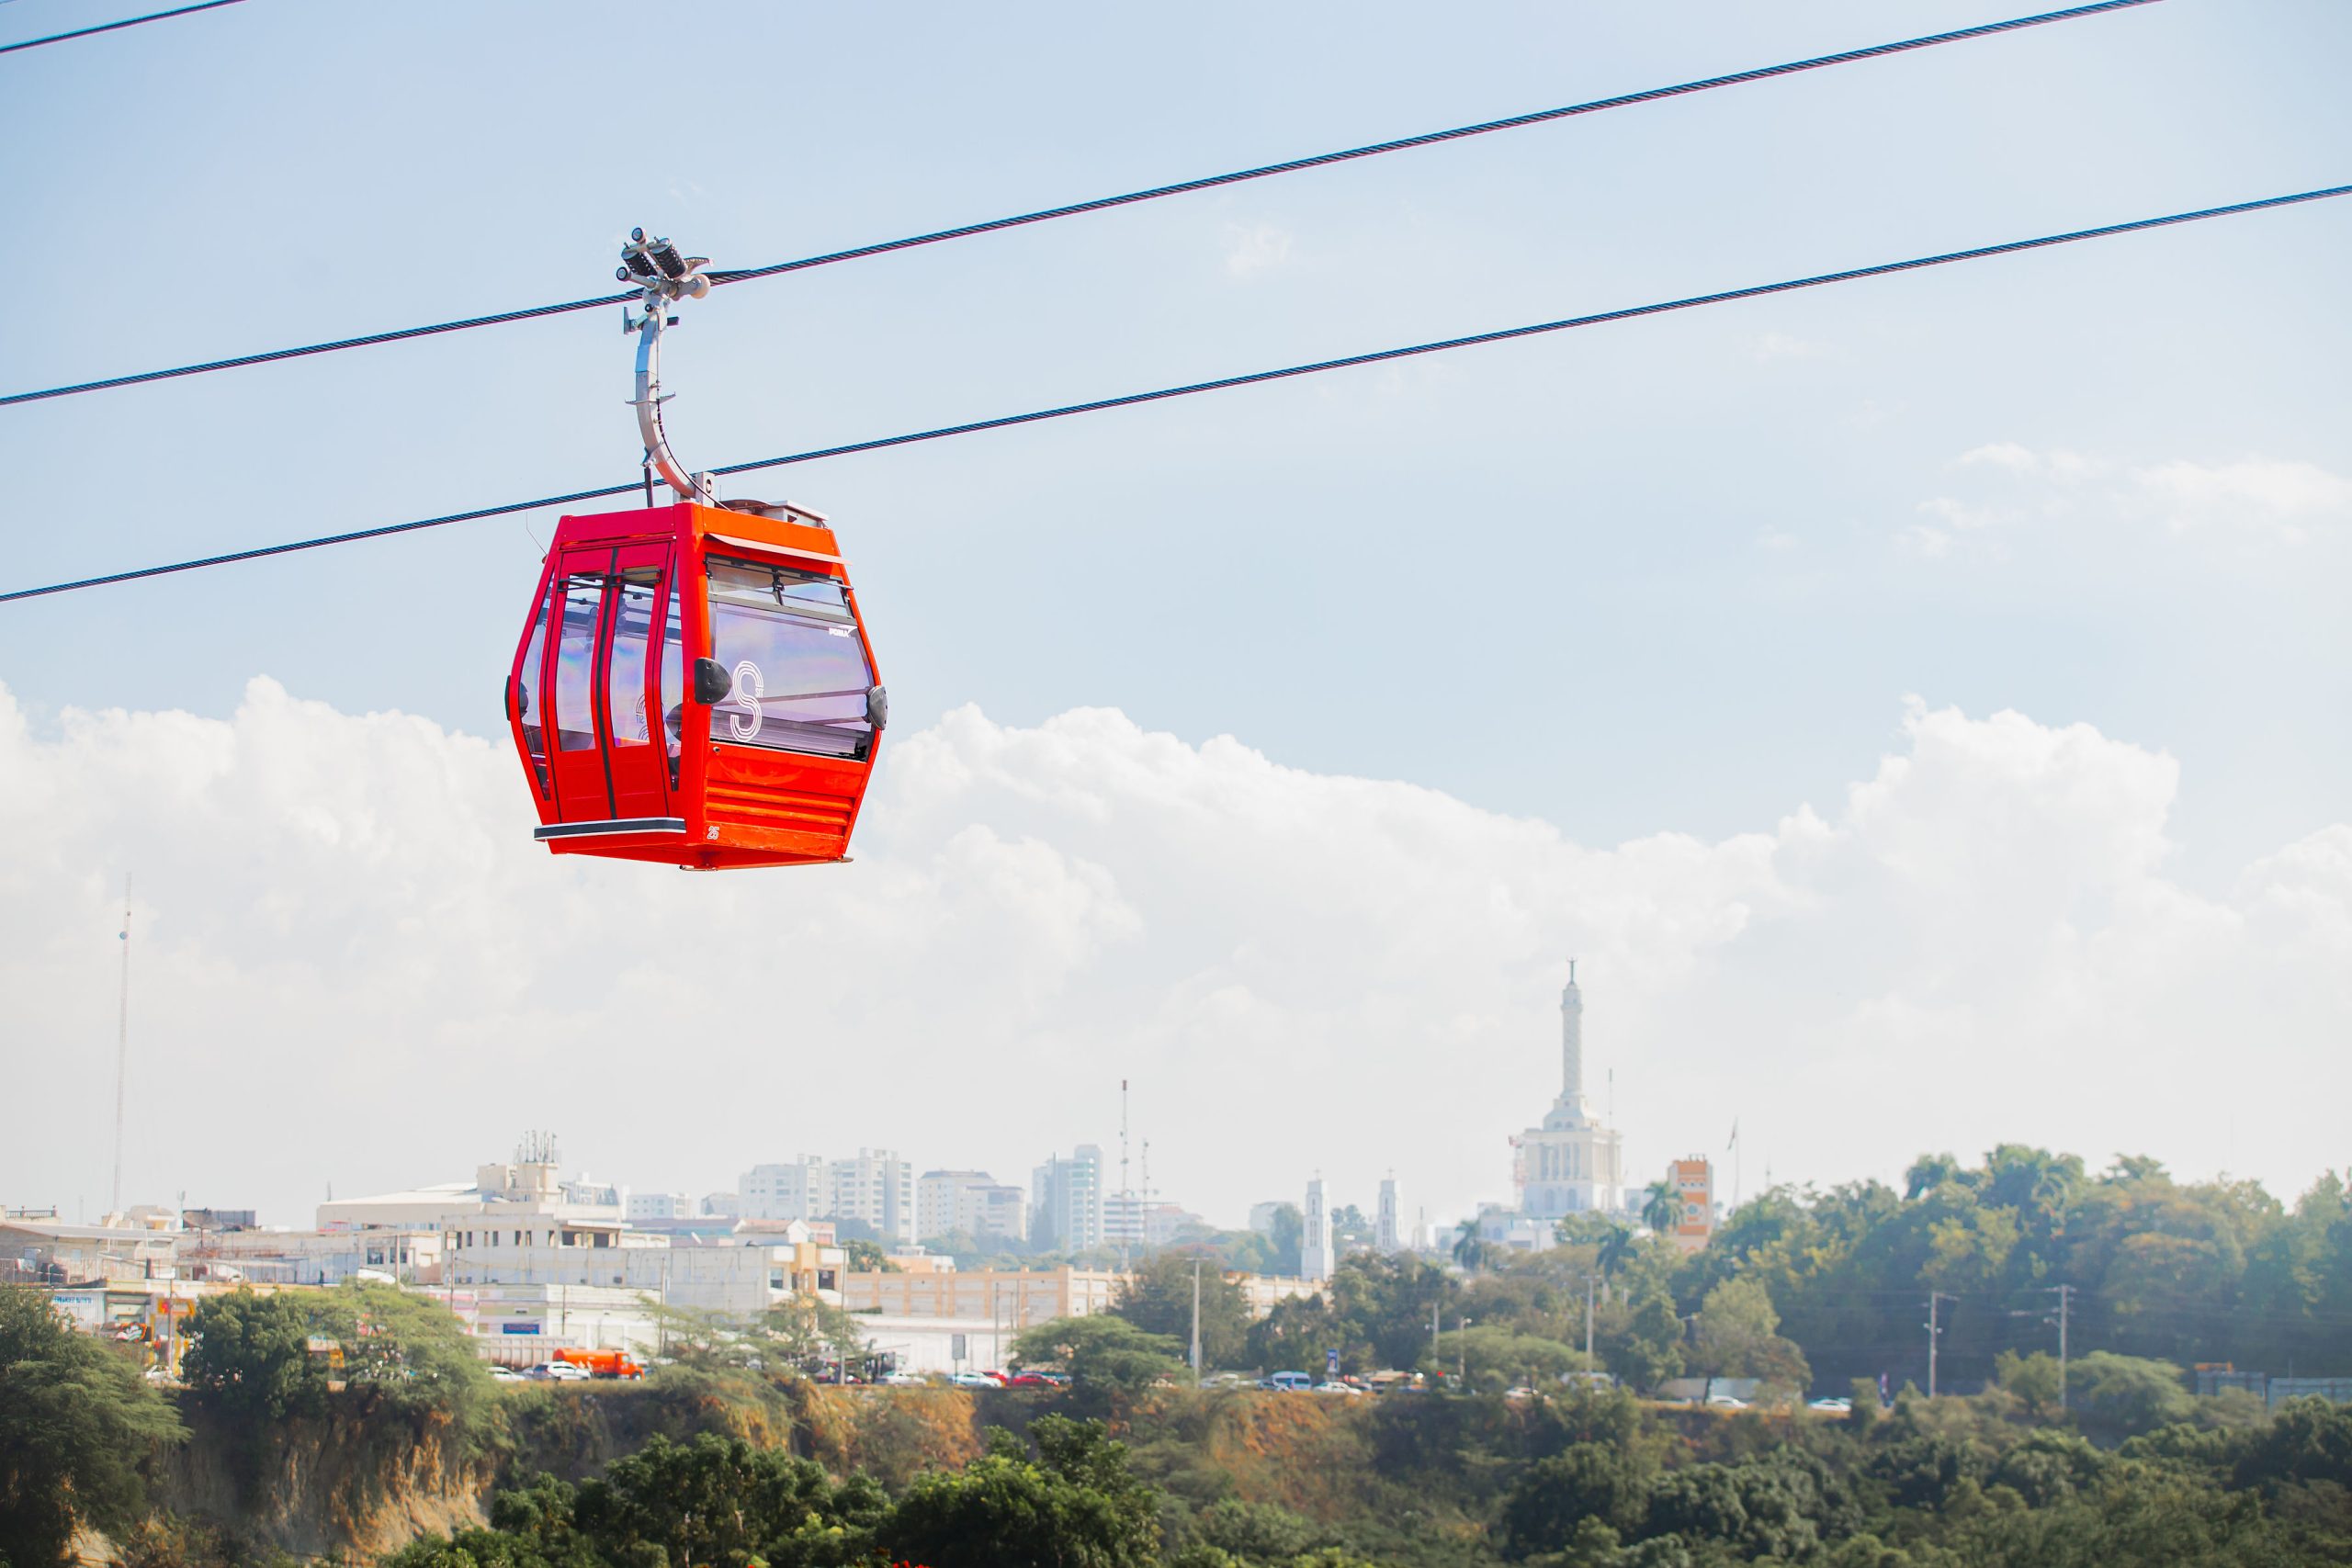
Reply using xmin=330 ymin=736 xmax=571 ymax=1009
xmin=1132 ymin=1150 xmax=2352 ymax=1398
xmin=0 ymin=1287 xmax=185 ymax=1568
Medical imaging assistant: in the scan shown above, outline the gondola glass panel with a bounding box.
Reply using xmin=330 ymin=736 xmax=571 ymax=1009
xmin=706 ymin=556 xmax=876 ymax=761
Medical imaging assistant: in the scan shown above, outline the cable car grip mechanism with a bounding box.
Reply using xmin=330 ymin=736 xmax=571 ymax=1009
xmin=616 ymin=227 xmax=715 ymax=505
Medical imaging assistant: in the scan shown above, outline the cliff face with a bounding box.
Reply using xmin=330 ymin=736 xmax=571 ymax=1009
xmin=150 ymin=1408 xmax=492 ymax=1562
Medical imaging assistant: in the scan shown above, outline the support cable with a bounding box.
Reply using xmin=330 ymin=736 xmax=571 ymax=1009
xmin=0 ymin=0 xmax=244 ymax=56
xmin=0 ymin=0 xmax=2160 ymax=406
xmin=2 ymin=182 xmax=2339 ymax=605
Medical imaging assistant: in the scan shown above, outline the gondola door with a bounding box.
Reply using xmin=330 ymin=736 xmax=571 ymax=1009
xmin=541 ymin=540 xmax=679 ymax=833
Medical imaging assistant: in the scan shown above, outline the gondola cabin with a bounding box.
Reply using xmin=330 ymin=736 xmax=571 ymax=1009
xmin=505 ymin=499 xmax=887 ymax=869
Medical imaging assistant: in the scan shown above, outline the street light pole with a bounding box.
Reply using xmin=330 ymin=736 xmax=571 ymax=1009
xmin=1928 ymin=1292 xmax=1954 ymax=1398
xmin=2049 ymin=1284 xmax=2073 ymax=1410
xmin=1584 ymin=1275 xmax=1599 ymax=1360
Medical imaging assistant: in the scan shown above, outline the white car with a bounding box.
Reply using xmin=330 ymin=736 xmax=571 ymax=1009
xmin=1705 ymin=1393 xmax=1747 ymax=1409
xmin=489 ymin=1366 xmax=523 ymax=1382
xmin=1312 ymin=1381 xmax=1363 ymax=1395
xmin=948 ymin=1371 xmax=1000 ymax=1389
xmin=882 ymin=1371 xmax=924 ymax=1386
xmin=534 ymin=1361 xmax=590 ymax=1382
xmin=1807 ymin=1396 xmax=1853 ymax=1414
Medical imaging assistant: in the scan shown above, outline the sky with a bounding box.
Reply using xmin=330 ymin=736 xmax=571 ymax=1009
xmin=0 ymin=0 xmax=2346 ymax=1232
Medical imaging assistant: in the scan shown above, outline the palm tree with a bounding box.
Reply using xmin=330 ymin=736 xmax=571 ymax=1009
xmin=1452 ymin=1217 xmax=1487 ymax=1273
xmin=1641 ymin=1179 xmax=1679 ymax=1237
xmin=1596 ymin=1223 xmax=1637 ymax=1280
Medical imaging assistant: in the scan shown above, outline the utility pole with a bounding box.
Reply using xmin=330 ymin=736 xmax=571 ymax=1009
xmin=111 ymin=875 xmax=131 ymax=1220
xmin=1190 ymin=1259 xmax=1202 ymax=1387
xmin=1457 ymin=1316 xmax=1472 ymax=1388
xmin=1928 ymin=1292 xmax=1954 ymax=1397
xmin=2049 ymin=1284 xmax=2073 ymax=1410
xmin=1584 ymin=1275 xmax=1599 ymax=1359
xmin=1118 ymin=1079 xmax=1130 ymax=1276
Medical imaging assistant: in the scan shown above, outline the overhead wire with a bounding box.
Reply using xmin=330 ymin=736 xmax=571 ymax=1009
xmin=5 ymin=181 xmax=2340 ymax=606
xmin=0 ymin=0 xmax=243 ymax=56
xmin=0 ymin=0 xmax=2164 ymax=407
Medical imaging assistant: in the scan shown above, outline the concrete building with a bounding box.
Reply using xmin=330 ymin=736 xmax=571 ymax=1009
xmin=826 ymin=1150 xmax=914 ymax=1244
xmin=1509 ymin=963 xmax=1625 ymax=1219
xmin=627 ymin=1192 xmax=695 ymax=1222
xmin=1031 ymin=1145 xmax=1104 ymax=1253
xmin=739 ymin=1157 xmax=828 ymax=1223
xmin=1303 ymin=1177 xmax=1334 ymax=1282
xmin=1247 ymin=1201 xmax=1290 ymax=1235
xmin=1104 ymin=1196 xmax=1199 ymax=1252
xmin=319 ymin=1143 xmax=626 ymax=1237
xmin=916 ymin=1171 xmax=1029 ymax=1245
xmin=1666 ymin=1156 xmax=1714 ymax=1253
xmin=841 ymin=1266 xmax=1123 ymax=1326
xmin=446 ymin=1220 xmax=844 ymax=1314
xmin=701 ymin=1191 xmax=741 ymax=1219
xmin=1376 ymin=1177 xmax=1401 ymax=1253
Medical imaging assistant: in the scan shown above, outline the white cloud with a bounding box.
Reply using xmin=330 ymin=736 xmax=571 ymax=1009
xmin=1755 ymin=528 xmax=1799 ymax=552
xmin=1909 ymin=446 xmax=2347 ymax=556
xmin=1221 ymin=221 xmax=1293 ymax=278
xmin=1751 ymin=332 xmax=1822 ymax=363
xmin=1 ymin=682 xmax=2345 ymax=1233
xmin=2137 ymin=457 xmax=2352 ymax=542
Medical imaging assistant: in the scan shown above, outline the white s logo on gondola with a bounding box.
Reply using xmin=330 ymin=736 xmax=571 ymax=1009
xmin=729 ymin=661 xmax=763 ymax=740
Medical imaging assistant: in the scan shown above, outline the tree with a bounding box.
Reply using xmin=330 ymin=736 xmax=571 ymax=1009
xmin=1012 ymin=1314 xmax=1182 ymax=1398
xmin=180 ymin=1287 xmax=328 ymax=1427
xmin=1110 ymin=1252 xmax=1250 ymax=1371
xmin=1453 ymin=1218 xmax=1489 ymax=1273
xmin=1264 ymin=1204 xmax=1304 ymax=1277
xmin=0 ymin=1286 xmax=186 ymax=1568
xmin=1594 ymin=1224 xmax=1639 ymax=1282
xmin=887 ymin=1416 xmax=1160 ymax=1568
xmin=2066 ymin=1351 xmax=2194 ymax=1438
xmin=571 ymin=1433 xmax=888 ymax=1568
xmin=1426 ymin=1325 xmax=1587 ymax=1393
xmin=1905 ymin=1154 xmax=1965 ymax=1201
xmin=842 ymin=1238 xmax=897 ymax=1272
xmin=1690 ymin=1276 xmax=1810 ymax=1394
xmin=1602 ymin=1284 xmax=1686 ymax=1393
xmin=1641 ymin=1180 xmax=1679 ymax=1236
xmin=1994 ymin=1349 xmax=2065 ymax=1420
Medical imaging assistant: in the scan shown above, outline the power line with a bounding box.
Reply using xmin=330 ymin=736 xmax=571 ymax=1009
xmin=0 ymin=0 xmax=2165 ymax=408
xmin=2 ymin=181 xmax=2339 ymax=606
xmin=0 ymin=0 xmax=243 ymax=56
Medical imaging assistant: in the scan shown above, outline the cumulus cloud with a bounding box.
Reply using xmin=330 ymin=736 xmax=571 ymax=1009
xmin=1 ymin=682 xmax=2345 ymax=1233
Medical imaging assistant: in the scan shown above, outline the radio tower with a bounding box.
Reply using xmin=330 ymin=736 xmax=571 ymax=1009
xmin=110 ymin=875 xmax=131 ymax=1220
xmin=1118 ymin=1079 xmax=1131 ymax=1274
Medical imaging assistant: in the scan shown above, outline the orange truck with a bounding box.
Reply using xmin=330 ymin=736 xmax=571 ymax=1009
xmin=554 ymin=1348 xmax=646 ymax=1379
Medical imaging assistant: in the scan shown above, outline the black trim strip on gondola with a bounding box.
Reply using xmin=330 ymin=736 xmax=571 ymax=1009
xmin=533 ymin=818 xmax=689 ymax=840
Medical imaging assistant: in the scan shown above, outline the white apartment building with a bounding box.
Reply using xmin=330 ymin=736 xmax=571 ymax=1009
xmin=739 ymin=1158 xmax=827 ymax=1223
xmin=1103 ymin=1195 xmax=1196 ymax=1252
xmin=701 ymin=1191 xmax=741 ymax=1218
xmin=627 ymin=1191 xmax=695 ymax=1222
xmin=916 ymin=1171 xmax=1029 ymax=1244
xmin=827 ymin=1150 xmax=914 ymax=1243
xmin=1032 ymin=1145 xmax=1104 ymax=1252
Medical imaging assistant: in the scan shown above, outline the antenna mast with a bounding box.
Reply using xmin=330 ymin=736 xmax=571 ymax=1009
xmin=616 ymin=229 xmax=717 ymax=505
xmin=1118 ymin=1079 xmax=1131 ymax=1274
xmin=110 ymin=874 xmax=130 ymax=1219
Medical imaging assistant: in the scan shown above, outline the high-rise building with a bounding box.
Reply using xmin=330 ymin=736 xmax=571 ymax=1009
xmin=1375 ymin=1177 xmax=1400 ymax=1253
xmin=1032 ymin=1145 xmax=1104 ymax=1253
xmin=739 ymin=1158 xmax=827 ymax=1223
xmin=1509 ymin=962 xmax=1625 ymax=1220
xmin=916 ymin=1171 xmax=1029 ymax=1244
xmin=1303 ymin=1176 xmax=1334 ymax=1282
xmin=1247 ymin=1201 xmax=1289 ymax=1235
xmin=826 ymin=1150 xmax=914 ymax=1244
xmin=626 ymin=1191 xmax=694 ymax=1222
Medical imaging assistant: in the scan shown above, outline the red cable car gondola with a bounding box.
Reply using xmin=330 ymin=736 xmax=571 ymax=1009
xmin=503 ymin=230 xmax=887 ymax=869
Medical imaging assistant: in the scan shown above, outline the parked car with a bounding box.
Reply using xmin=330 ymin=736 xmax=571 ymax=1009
xmin=948 ymin=1371 xmax=1000 ymax=1389
xmin=1259 ymin=1371 xmax=1313 ymax=1392
xmin=1705 ymin=1393 xmax=1748 ymax=1409
xmin=529 ymin=1362 xmax=590 ymax=1382
xmin=881 ymin=1371 xmax=925 ymax=1386
xmin=1504 ymin=1385 xmax=1537 ymax=1402
xmin=1806 ymin=1396 xmax=1853 ymax=1414
xmin=1008 ymin=1371 xmax=1054 ymax=1389
xmin=1312 ymin=1381 xmax=1364 ymax=1395
xmin=488 ymin=1366 xmax=522 ymax=1382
